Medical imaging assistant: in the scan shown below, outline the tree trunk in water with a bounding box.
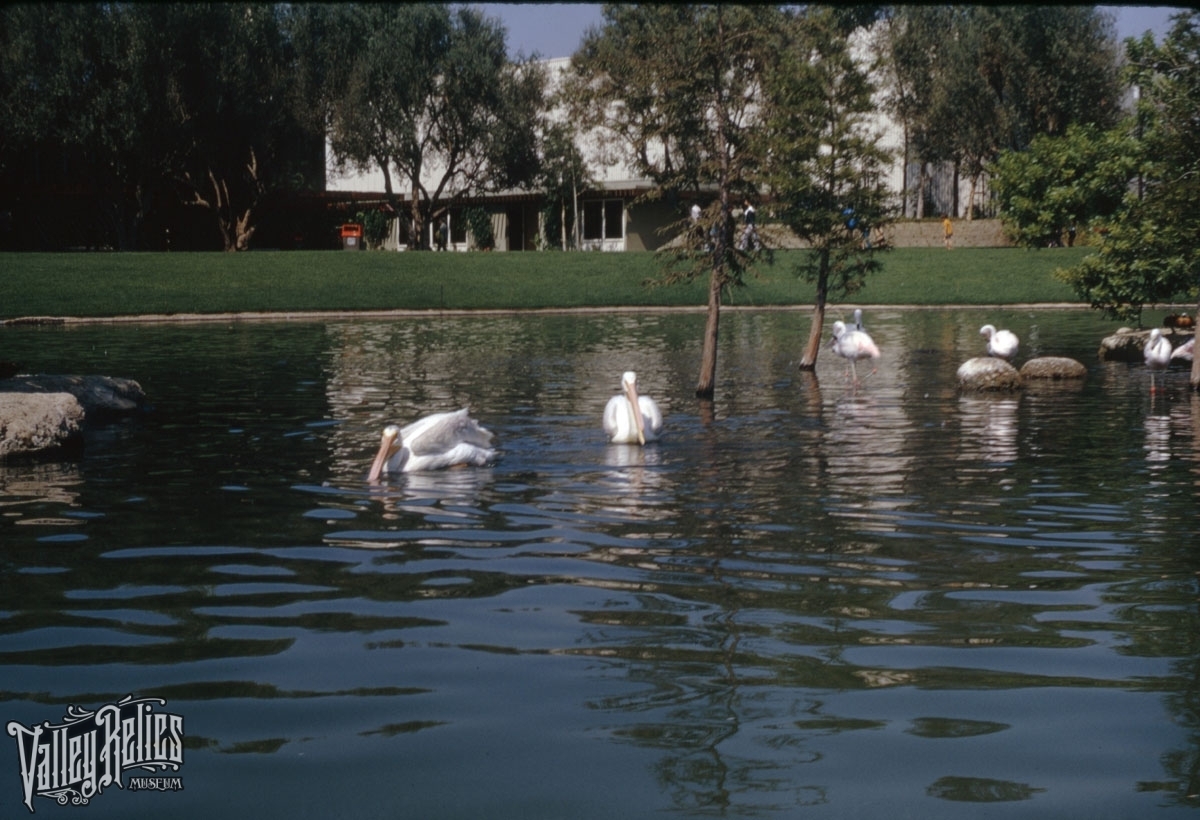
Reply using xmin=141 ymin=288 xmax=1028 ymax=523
xmin=798 ymin=249 xmax=830 ymax=370
xmin=695 ymin=269 xmax=722 ymax=398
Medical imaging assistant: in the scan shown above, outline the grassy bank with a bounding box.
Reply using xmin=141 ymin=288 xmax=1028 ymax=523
xmin=0 ymin=247 xmax=1091 ymax=320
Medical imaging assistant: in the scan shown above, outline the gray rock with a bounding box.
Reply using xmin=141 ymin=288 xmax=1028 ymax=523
xmin=0 ymin=374 xmax=145 ymax=418
xmin=0 ymin=392 xmax=85 ymax=459
xmin=1019 ymin=356 xmax=1087 ymax=380
xmin=957 ymin=357 xmax=1022 ymax=391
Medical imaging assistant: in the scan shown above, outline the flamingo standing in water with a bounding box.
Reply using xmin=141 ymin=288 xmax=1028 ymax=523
xmin=829 ymin=319 xmax=880 ymax=385
xmin=980 ymin=324 xmax=1019 ymax=361
xmin=603 ymin=371 xmax=662 ymax=445
xmin=367 ymin=408 xmax=496 ymax=479
xmin=1144 ymin=328 xmax=1173 ymax=394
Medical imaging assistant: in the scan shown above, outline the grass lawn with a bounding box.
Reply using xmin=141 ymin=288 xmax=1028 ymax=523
xmin=0 ymin=246 xmax=1092 ymax=320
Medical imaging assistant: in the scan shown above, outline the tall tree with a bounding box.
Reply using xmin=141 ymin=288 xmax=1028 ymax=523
xmin=0 ymin=4 xmax=157 ymax=249
xmin=305 ymin=3 xmax=544 ymax=250
xmin=881 ymin=5 xmax=1123 ymax=219
xmin=763 ymin=6 xmax=894 ymax=370
xmin=566 ymin=4 xmax=785 ymax=398
xmin=142 ymin=4 xmax=313 ymax=251
xmin=1056 ymin=11 xmax=1200 ymax=381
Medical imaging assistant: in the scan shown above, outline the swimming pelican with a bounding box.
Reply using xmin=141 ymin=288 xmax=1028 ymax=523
xmin=1144 ymin=328 xmax=1173 ymax=393
xmin=603 ymin=371 xmax=662 ymax=445
xmin=367 ymin=408 xmax=496 ymax=479
xmin=1171 ymin=338 xmax=1194 ymax=362
xmin=829 ymin=320 xmax=881 ymax=385
xmin=980 ymin=324 xmax=1019 ymax=361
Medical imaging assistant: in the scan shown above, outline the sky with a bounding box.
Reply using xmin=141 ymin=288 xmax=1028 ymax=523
xmin=478 ymin=4 xmax=1190 ymax=60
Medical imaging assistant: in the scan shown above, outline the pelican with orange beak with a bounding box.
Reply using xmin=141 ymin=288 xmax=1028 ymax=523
xmin=603 ymin=370 xmax=663 ymax=445
xmin=367 ymin=408 xmax=496 ymax=479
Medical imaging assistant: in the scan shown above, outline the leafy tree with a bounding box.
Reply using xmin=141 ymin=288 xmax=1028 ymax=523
xmin=301 ymin=3 xmax=544 ymax=250
xmin=0 ymin=4 xmax=158 ymax=249
xmin=1056 ymin=11 xmax=1200 ymax=374
xmin=141 ymin=4 xmax=316 ymax=251
xmin=990 ymin=124 xmax=1140 ymax=247
xmin=880 ymin=5 xmax=1123 ymax=218
xmin=535 ymin=121 xmax=592 ymax=250
xmin=1 ymin=4 xmax=319 ymax=251
xmin=763 ymin=6 xmax=894 ymax=369
xmin=566 ymin=4 xmax=786 ymax=398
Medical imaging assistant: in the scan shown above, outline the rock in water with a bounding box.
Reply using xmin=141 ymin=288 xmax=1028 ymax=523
xmin=0 ymin=392 xmax=85 ymax=459
xmin=957 ymin=357 xmax=1022 ymax=391
xmin=0 ymin=374 xmax=145 ymax=418
xmin=1019 ymin=357 xmax=1087 ymax=380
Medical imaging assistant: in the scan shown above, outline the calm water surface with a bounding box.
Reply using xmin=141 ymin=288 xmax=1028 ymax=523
xmin=1 ymin=308 xmax=1198 ymax=818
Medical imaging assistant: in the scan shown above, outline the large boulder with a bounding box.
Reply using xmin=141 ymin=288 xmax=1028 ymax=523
xmin=0 ymin=374 xmax=145 ymax=418
xmin=957 ymin=357 xmax=1022 ymax=391
xmin=1019 ymin=356 xmax=1087 ymax=381
xmin=0 ymin=392 xmax=85 ymax=459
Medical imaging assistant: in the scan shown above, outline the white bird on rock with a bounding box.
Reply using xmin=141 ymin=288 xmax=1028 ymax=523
xmin=603 ymin=371 xmax=662 ymax=445
xmin=367 ymin=408 xmax=496 ymax=479
xmin=829 ymin=320 xmax=881 ymax=385
xmin=980 ymin=324 xmax=1019 ymax=361
xmin=1144 ymin=328 xmax=1173 ymax=394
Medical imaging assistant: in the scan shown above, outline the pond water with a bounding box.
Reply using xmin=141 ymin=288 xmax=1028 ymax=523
xmin=1 ymin=308 xmax=1198 ymax=818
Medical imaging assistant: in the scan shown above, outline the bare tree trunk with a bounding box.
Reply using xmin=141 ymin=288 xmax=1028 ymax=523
xmin=798 ymin=248 xmax=830 ymax=370
xmin=952 ymin=160 xmax=961 ymax=219
xmin=410 ymin=183 xmax=424 ymax=250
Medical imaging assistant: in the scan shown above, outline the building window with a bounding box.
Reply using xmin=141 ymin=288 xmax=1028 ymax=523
xmin=449 ymin=209 xmax=467 ymax=244
xmin=582 ymin=199 xmax=624 ymax=241
xmin=604 ymin=200 xmax=623 ymax=239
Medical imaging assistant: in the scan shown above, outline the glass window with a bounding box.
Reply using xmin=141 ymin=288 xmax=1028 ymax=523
xmin=582 ymin=200 xmax=604 ymax=240
xmin=604 ymin=200 xmax=623 ymax=239
xmin=449 ymin=209 xmax=467 ymax=244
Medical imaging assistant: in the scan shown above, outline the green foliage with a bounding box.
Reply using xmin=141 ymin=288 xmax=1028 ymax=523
xmin=298 ymin=3 xmax=544 ymax=249
xmin=535 ymin=122 xmax=590 ymax=250
xmin=463 ymin=207 xmax=494 ymax=251
xmin=763 ymin=7 xmax=893 ymax=316
xmin=0 ymin=4 xmax=319 ymax=251
xmin=880 ymin=6 xmax=1124 ymax=211
xmin=1056 ymin=11 xmax=1200 ymax=323
xmin=567 ymin=4 xmax=788 ymax=289
xmin=356 ymin=210 xmax=391 ymax=250
xmin=991 ymin=124 xmax=1140 ymax=247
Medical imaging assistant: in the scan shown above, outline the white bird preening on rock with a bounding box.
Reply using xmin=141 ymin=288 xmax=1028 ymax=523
xmin=980 ymin=324 xmax=1019 ymax=361
xmin=1144 ymin=328 xmax=1173 ymax=394
xmin=829 ymin=319 xmax=880 ymax=385
xmin=367 ymin=408 xmax=496 ymax=479
xmin=603 ymin=370 xmax=662 ymax=445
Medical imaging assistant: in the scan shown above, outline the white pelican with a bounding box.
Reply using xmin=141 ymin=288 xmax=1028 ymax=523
xmin=1171 ymin=338 xmax=1194 ymax=362
xmin=852 ymin=308 xmax=865 ymax=331
xmin=829 ymin=320 xmax=880 ymax=385
xmin=367 ymin=408 xmax=496 ymax=479
xmin=1144 ymin=328 xmax=1173 ymax=393
xmin=980 ymin=324 xmax=1019 ymax=361
xmin=603 ymin=371 xmax=662 ymax=445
